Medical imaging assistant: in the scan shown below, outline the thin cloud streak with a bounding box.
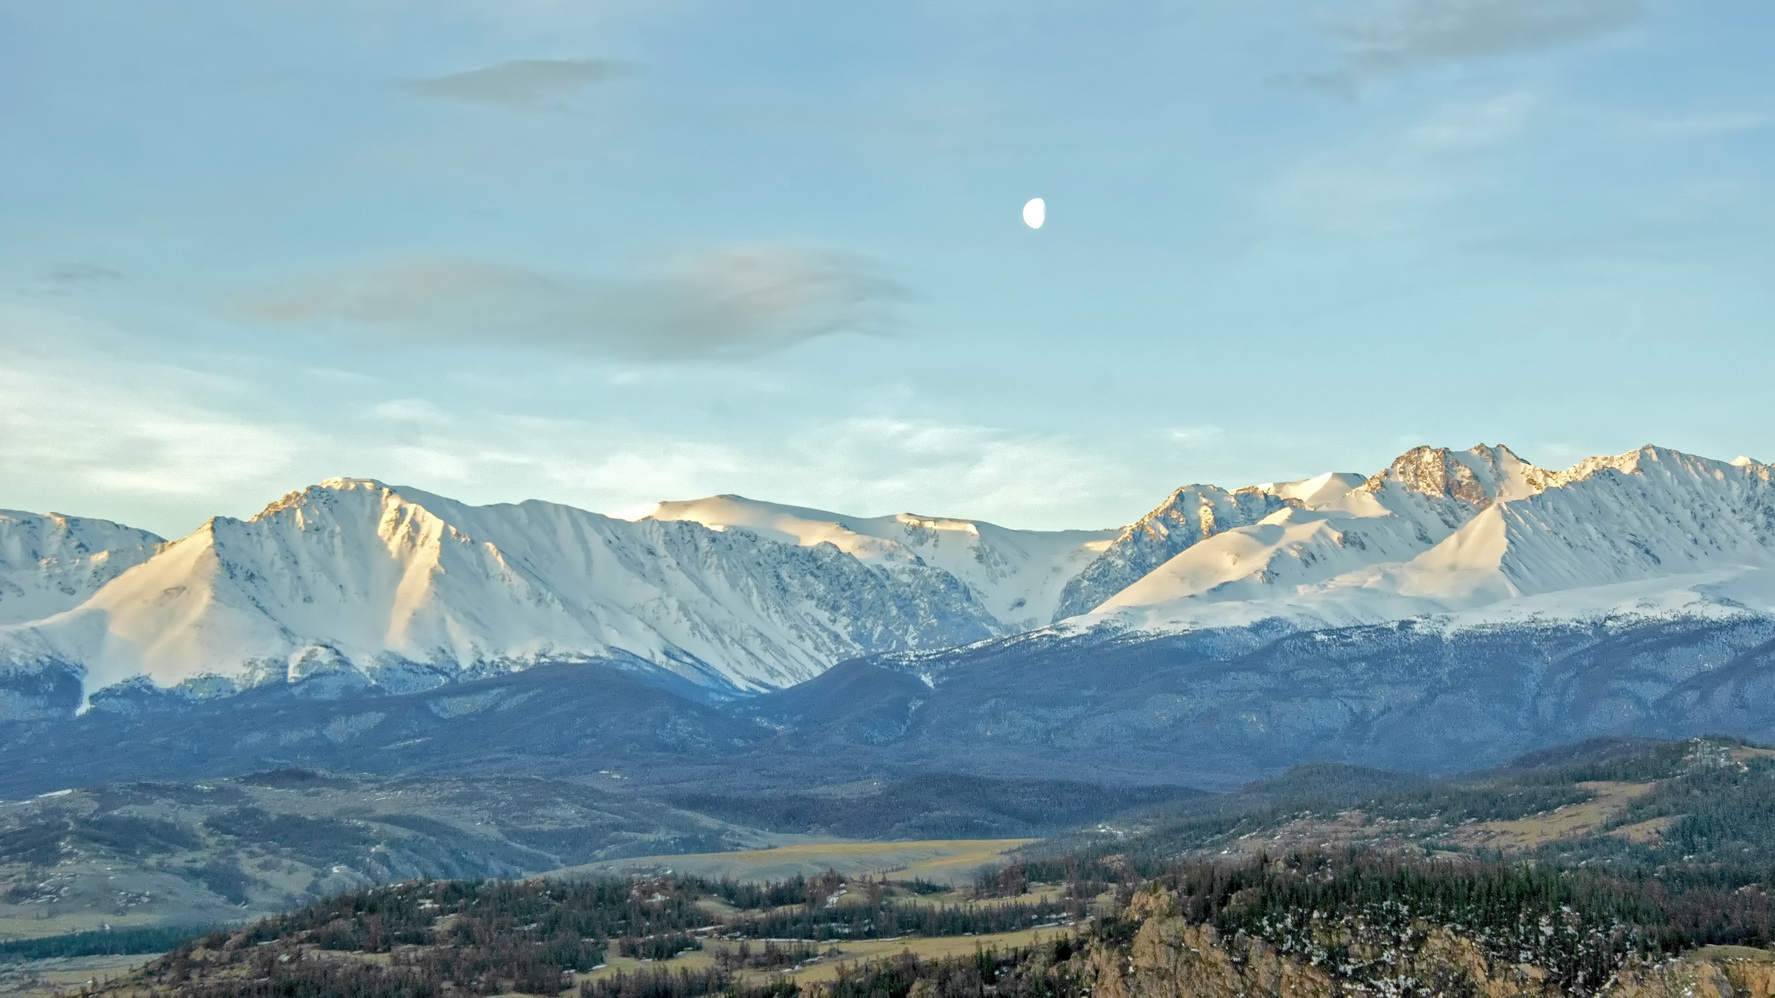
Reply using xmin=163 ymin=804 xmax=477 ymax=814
xmin=1345 ymin=0 xmax=1642 ymax=72
xmin=405 ymin=58 xmax=632 ymax=111
xmin=0 ymin=359 xmax=308 ymax=505
xmin=1411 ymin=91 xmax=1538 ymax=147
xmin=237 ymin=249 xmax=902 ymax=361
xmin=367 ymin=410 xmax=1145 ymax=530
xmin=46 ymin=263 xmax=125 ymax=284
xmin=1281 ymin=0 xmax=1643 ymax=96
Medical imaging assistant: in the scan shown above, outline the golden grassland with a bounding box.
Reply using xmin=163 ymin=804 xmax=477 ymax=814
xmin=1691 ymin=945 xmax=1775 ymax=963
xmin=1448 ymin=781 xmax=1657 ymax=851
xmin=0 ymin=951 xmax=153 ymax=998
xmin=563 ymin=839 xmax=1033 ymax=886
xmin=1609 ymin=815 xmax=1681 ymax=845
xmin=574 ymin=927 xmax=1075 ymax=988
xmin=1219 ymin=780 xmax=1664 ymax=859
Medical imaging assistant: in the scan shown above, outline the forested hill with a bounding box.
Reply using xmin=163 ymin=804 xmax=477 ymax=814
xmin=70 ymin=737 xmax=1775 ymax=998
xmin=1020 ymin=735 xmax=1775 ymax=880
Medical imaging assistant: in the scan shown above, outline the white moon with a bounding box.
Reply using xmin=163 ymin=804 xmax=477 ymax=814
xmin=1022 ymin=197 xmax=1046 ymax=229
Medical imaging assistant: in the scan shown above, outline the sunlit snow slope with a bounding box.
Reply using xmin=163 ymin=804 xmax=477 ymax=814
xmin=0 ymin=510 xmax=163 ymax=626
xmin=0 ymin=480 xmax=1000 ymax=700
xmin=627 ymin=494 xmax=1116 ymax=629
xmin=1097 ymin=445 xmax=1775 ymax=631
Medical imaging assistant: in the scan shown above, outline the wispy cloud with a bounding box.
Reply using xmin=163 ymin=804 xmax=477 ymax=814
xmin=792 ymin=417 xmax=1136 ymax=523
xmin=0 ymin=301 xmax=1147 ymax=534
xmin=1630 ymin=112 xmax=1773 ymax=138
xmin=405 ymin=58 xmax=631 ymax=111
xmin=1168 ymin=426 xmax=1225 ymax=446
xmin=1347 ymin=0 xmax=1641 ymax=71
xmin=46 ymin=263 xmax=125 ymax=284
xmin=1260 ymin=90 xmax=1538 ymax=235
xmin=237 ymin=249 xmax=902 ymax=361
xmin=0 ymin=308 xmax=310 ymax=516
xmin=365 ymin=410 xmax=1143 ymax=529
xmin=1283 ymin=0 xmax=1642 ymax=95
xmin=1411 ymin=91 xmax=1538 ymax=147
xmin=1263 ymin=153 xmax=1445 ymax=235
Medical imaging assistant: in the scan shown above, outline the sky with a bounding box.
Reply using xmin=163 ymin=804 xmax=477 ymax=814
xmin=2 ymin=0 xmax=1772 ymax=538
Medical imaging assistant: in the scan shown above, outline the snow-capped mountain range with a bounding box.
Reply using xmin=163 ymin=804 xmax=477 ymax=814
xmin=625 ymin=494 xmax=1116 ymax=629
xmin=1092 ymin=444 xmax=1775 ymax=635
xmin=2 ymin=442 xmax=1773 ymax=716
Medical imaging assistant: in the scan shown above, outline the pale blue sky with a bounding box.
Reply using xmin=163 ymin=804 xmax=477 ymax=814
xmin=3 ymin=0 xmax=1772 ymax=537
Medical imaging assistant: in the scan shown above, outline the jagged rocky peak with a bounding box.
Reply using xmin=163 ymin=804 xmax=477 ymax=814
xmin=1133 ymin=484 xmax=1293 ymax=543
xmin=1362 ymin=443 xmax=1549 ymax=507
xmin=252 ymin=477 xmax=443 ymax=526
xmin=1050 ymin=484 xmax=1291 ymax=621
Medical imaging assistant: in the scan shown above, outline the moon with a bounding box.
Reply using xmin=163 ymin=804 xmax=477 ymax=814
xmin=1022 ymin=197 xmax=1046 ymax=229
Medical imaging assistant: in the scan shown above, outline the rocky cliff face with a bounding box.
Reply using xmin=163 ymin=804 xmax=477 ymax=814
xmin=1088 ymin=886 xmax=1775 ymax=998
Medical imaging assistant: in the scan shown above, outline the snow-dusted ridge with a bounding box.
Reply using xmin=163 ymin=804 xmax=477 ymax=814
xmin=1094 ymin=444 xmax=1775 ymax=634
xmin=3 ymin=442 xmax=1774 ymax=714
xmin=0 ymin=479 xmax=1021 ymax=703
xmin=0 ymin=510 xmax=163 ymax=626
xmin=626 ymin=494 xmax=1116 ymax=629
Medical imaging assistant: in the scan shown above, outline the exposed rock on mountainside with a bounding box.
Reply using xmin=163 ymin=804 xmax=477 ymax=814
xmin=1052 ymin=485 xmax=1289 ymax=620
xmin=0 ymin=510 xmax=162 ymax=626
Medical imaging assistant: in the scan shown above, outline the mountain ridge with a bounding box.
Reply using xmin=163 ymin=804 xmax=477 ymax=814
xmin=2 ymin=441 xmax=1773 ymax=721
xmin=0 ymin=509 xmax=164 ymax=626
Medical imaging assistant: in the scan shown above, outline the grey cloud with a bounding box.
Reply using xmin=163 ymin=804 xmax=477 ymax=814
xmin=406 ymin=58 xmax=630 ymax=111
xmin=239 ymin=249 xmax=901 ymax=360
xmin=47 ymin=263 xmax=125 ymax=283
xmin=1343 ymin=0 xmax=1642 ymax=72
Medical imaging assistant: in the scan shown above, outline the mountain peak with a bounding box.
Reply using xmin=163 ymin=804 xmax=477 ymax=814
xmin=1253 ymin=471 xmax=1367 ymax=509
xmin=1362 ymin=443 xmax=1549 ymax=506
xmin=1050 ymin=483 xmax=1290 ymax=620
xmin=1552 ymin=444 xmax=1763 ymax=486
xmin=248 ymin=479 xmax=473 ymax=528
xmin=318 ymin=476 xmax=393 ymax=491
